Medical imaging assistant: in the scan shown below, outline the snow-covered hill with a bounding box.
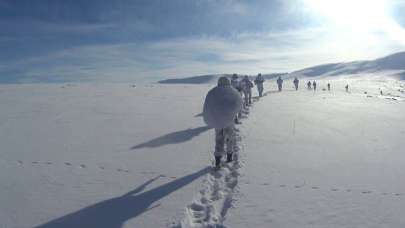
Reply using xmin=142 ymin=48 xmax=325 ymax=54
xmin=291 ymin=52 xmax=405 ymax=79
xmin=158 ymin=73 xmax=287 ymax=84
xmin=158 ymin=75 xmax=222 ymax=84
xmin=158 ymin=52 xmax=405 ymax=85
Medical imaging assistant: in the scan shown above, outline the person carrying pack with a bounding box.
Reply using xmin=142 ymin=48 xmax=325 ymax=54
xmin=254 ymin=73 xmax=265 ymax=97
xmin=276 ymin=76 xmax=283 ymax=92
xmin=203 ymin=77 xmax=243 ymax=168
xmin=293 ymin=77 xmax=299 ymax=90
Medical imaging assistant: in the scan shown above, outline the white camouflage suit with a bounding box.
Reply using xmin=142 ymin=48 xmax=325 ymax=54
xmin=214 ymin=77 xmax=237 ymax=156
xmin=241 ymin=76 xmax=253 ymax=105
xmin=214 ymin=126 xmax=236 ymax=157
xmin=231 ymin=76 xmax=243 ymax=119
xmin=203 ymin=76 xmax=242 ymax=165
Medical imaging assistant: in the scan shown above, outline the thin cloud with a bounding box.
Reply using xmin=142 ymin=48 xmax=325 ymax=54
xmin=1 ymin=0 xmax=405 ymax=83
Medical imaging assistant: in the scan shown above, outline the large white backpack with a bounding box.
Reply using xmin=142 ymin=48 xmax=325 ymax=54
xmin=203 ymin=86 xmax=242 ymax=128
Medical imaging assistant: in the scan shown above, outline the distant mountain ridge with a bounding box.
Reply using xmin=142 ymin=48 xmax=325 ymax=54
xmin=157 ymin=51 xmax=405 ymax=84
xmin=158 ymin=73 xmax=287 ymax=84
xmin=158 ymin=74 xmax=224 ymax=84
xmin=291 ymin=51 xmax=405 ymax=78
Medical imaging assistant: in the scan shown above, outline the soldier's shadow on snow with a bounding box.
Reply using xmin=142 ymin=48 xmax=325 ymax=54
xmin=194 ymin=112 xmax=203 ymax=117
xmin=35 ymin=167 xmax=210 ymax=228
xmin=131 ymin=126 xmax=211 ymax=150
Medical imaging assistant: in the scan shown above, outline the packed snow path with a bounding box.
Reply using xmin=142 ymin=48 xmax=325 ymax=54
xmin=225 ymin=84 xmax=405 ymax=228
xmin=173 ymin=93 xmax=263 ymax=228
xmin=173 ymin=122 xmax=244 ymax=228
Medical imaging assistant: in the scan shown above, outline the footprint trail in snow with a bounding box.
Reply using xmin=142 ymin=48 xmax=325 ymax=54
xmin=172 ymin=100 xmax=255 ymax=227
xmin=174 ymin=137 xmax=243 ymax=228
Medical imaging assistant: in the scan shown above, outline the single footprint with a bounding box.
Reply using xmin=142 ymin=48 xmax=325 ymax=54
xmin=189 ymin=202 xmax=205 ymax=212
xmin=45 ymin=162 xmax=52 ymax=165
xmin=346 ymin=189 xmax=352 ymax=192
xmin=362 ymin=190 xmax=372 ymax=194
xmin=17 ymin=160 xmax=23 ymax=165
xmin=64 ymin=162 xmax=72 ymax=166
xmin=32 ymin=161 xmax=39 ymax=164
xmin=79 ymin=164 xmax=87 ymax=168
xmin=99 ymin=166 xmax=105 ymax=170
xmin=279 ymin=184 xmax=286 ymax=188
xmin=311 ymin=186 xmax=319 ymax=190
xmin=331 ymin=188 xmax=339 ymax=191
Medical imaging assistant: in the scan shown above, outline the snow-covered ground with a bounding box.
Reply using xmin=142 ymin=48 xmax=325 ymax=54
xmin=0 ymin=84 xmax=214 ymax=228
xmin=226 ymin=78 xmax=405 ymax=228
xmin=0 ymin=75 xmax=404 ymax=228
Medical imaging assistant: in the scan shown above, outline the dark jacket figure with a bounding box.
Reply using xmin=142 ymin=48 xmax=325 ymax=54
xmin=254 ymin=73 xmax=265 ymax=97
xmin=327 ymin=83 xmax=331 ymax=91
xmin=293 ymin=77 xmax=299 ymax=90
xmin=312 ymin=81 xmax=317 ymax=91
xmin=276 ymin=76 xmax=283 ymax=92
xmin=231 ymin=74 xmax=242 ymax=92
xmin=307 ymin=81 xmax=312 ymax=89
xmin=203 ymin=77 xmax=242 ymax=168
xmin=345 ymin=84 xmax=349 ymax=92
xmin=241 ymin=76 xmax=254 ymax=105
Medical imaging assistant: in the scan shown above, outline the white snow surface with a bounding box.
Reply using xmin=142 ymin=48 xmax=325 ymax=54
xmin=225 ymin=77 xmax=405 ymax=228
xmin=0 ymin=84 xmax=214 ymax=228
xmin=0 ymin=75 xmax=404 ymax=228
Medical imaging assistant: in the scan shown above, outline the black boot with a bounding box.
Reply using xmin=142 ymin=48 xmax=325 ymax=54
xmin=226 ymin=153 xmax=233 ymax=163
xmin=215 ymin=156 xmax=222 ymax=168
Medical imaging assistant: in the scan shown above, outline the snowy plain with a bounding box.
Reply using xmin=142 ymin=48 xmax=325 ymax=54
xmin=0 ymin=83 xmax=214 ymax=228
xmin=0 ymin=74 xmax=404 ymax=228
xmin=225 ymin=77 xmax=405 ymax=228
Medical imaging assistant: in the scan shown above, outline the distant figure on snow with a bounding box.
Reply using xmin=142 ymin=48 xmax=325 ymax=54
xmin=327 ymin=83 xmax=331 ymax=91
xmin=241 ymin=76 xmax=254 ymax=105
xmin=203 ymin=77 xmax=243 ymax=168
xmin=345 ymin=84 xmax=349 ymax=92
xmin=293 ymin=77 xmax=299 ymax=90
xmin=312 ymin=81 xmax=317 ymax=91
xmin=231 ymin=74 xmax=241 ymax=91
xmin=254 ymin=73 xmax=265 ymax=97
xmin=276 ymin=76 xmax=283 ymax=92
xmin=307 ymin=81 xmax=312 ymax=90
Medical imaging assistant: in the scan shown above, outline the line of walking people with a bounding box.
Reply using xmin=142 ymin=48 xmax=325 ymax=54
xmin=203 ymin=74 xmax=352 ymax=169
xmin=280 ymin=77 xmax=350 ymax=92
xmin=203 ymin=74 xmax=265 ymax=169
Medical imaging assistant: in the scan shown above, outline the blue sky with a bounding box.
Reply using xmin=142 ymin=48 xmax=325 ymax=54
xmin=1 ymin=0 xmax=405 ymax=83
